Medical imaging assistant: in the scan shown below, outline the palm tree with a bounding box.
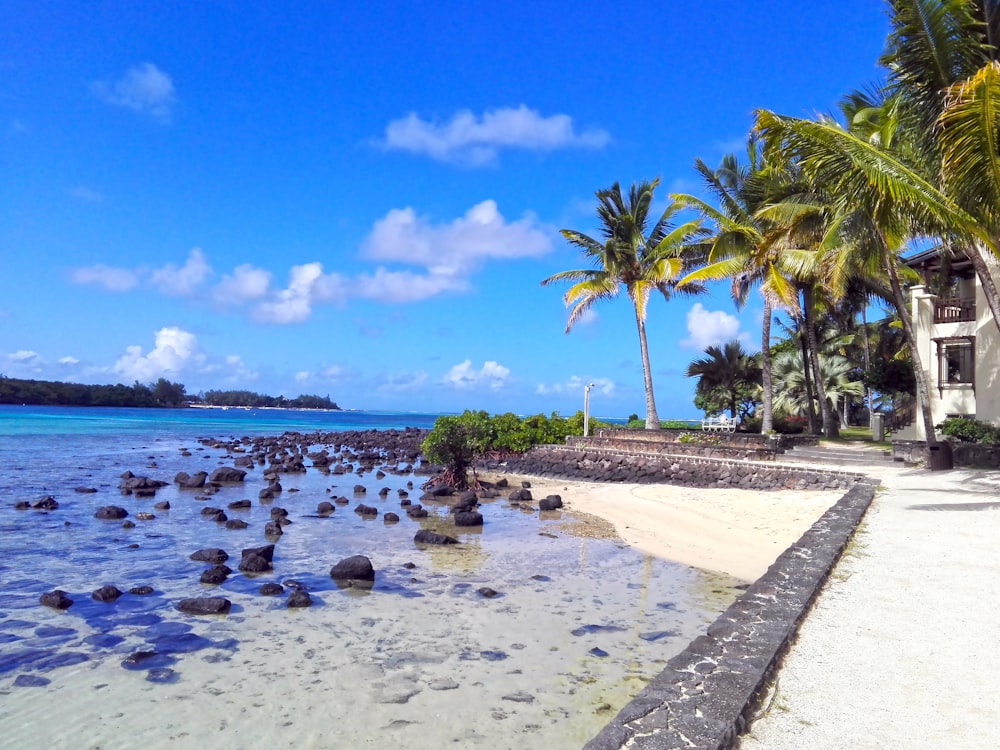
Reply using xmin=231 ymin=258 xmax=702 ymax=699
xmin=541 ymin=179 xmax=704 ymax=430
xmin=685 ymin=340 xmax=762 ymax=420
xmin=771 ymin=350 xmax=864 ymax=422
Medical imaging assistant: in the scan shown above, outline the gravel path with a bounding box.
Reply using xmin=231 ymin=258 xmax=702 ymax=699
xmin=740 ymin=464 xmax=1000 ymax=749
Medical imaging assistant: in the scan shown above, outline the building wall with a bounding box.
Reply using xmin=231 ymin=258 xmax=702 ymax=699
xmin=896 ymin=252 xmax=1000 ymax=440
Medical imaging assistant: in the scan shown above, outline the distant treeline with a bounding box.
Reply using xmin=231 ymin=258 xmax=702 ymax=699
xmin=200 ymin=390 xmax=340 ymax=410
xmin=0 ymin=376 xmax=188 ymax=407
xmin=0 ymin=377 xmax=341 ymax=411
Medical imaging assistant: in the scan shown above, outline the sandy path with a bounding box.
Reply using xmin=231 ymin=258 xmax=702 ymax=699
xmin=740 ymin=465 xmax=1000 ymax=749
xmin=492 ymin=474 xmax=842 ymax=584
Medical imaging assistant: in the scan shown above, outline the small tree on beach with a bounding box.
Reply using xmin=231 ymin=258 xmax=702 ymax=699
xmin=542 ymin=179 xmax=705 ymax=430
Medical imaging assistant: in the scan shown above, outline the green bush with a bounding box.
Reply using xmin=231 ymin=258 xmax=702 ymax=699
xmin=937 ymin=417 xmax=1000 ymax=445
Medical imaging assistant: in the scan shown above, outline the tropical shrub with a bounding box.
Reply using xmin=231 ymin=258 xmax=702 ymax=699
xmin=936 ymin=418 xmax=1000 ymax=446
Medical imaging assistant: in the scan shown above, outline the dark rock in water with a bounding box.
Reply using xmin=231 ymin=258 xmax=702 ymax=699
xmin=588 ymin=647 xmax=609 ymax=657
xmin=239 ymin=554 xmax=272 ymax=573
xmin=638 ymin=630 xmax=676 ymax=642
xmin=399 ymin=497 xmax=412 ymax=507
xmin=353 ymin=484 xmax=366 ymax=494
xmin=376 ymin=470 xmax=386 ymax=480
xmin=119 ymin=475 xmax=168 ymax=494
xmin=354 ymin=503 xmax=378 ymax=517
xmin=398 ymin=489 xmax=409 ymax=498
xmin=31 ymin=495 xmax=59 ymax=510
xmin=539 ymin=495 xmax=563 ymax=511
xmin=259 ymin=583 xmax=284 ymax=596
xmin=477 ymin=587 xmax=500 ymax=598
xmin=129 ymin=586 xmax=154 ymax=596
xmin=209 ymin=467 xmax=246 ymax=483
xmin=228 ymin=499 xmax=252 ymax=510
xmin=92 ymin=585 xmax=123 ymax=603
xmin=414 ymin=529 xmax=458 ymax=545
xmin=259 ymin=485 xmax=279 ymax=501
xmin=233 ymin=455 xmax=254 ymax=469
xmin=201 ymin=506 xmax=224 ymax=516
xmin=521 ymin=481 xmax=532 ymax=488
xmin=153 ymin=501 xmax=170 ymax=510
xmin=121 ymin=520 xmax=136 ymax=529
xmin=454 ymin=511 xmax=483 ymax=527
xmin=177 ymin=597 xmax=231 ymax=615
xmin=135 ymin=512 xmax=155 ymax=521
xmin=242 ymin=544 xmax=275 ymax=562
xmin=428 ymin=485 xmax=454 ymax=497
xmin=334 ymin=496 xmax=349 ymax=505
xmin=317 ymin=501 xmax=335 ymax=515
xmin=270 ymin=506 xmax=288 ymax=519
xmin=190 ymin=548 xmax=229 ymax=564
xmin=174 ymin=471 xmax=208 ymax=488
xmin=378 ymin=486 xmax=390 ymax=497
xmin=407 ymin=507 xmax=428 ymax=519
xmin=94 ymin=505 xmax=128 ymax=520
xmin=530 ymin=574 xmax=551 ymax=582
xmin=39 ymin=590 xmax=73 ymax=609
xmin=383 ymin=512 xmax=400 ymax=523
xmin=13 ymin=674 xmax=51 ymax=687
xmin=496 ymin=478 xmax=508 ymax=488
xmin=200 ymin=565 xmax=231 ymax=584
xmin=287 ymin=590 xmax=313 ymax=608
xmin=121 ymin=650 xmax=160 ymax=667
xmin=571 ymin=624 xmax=627 ymax=636
xmin=508 ymin=489 xmax=533 ymax=503
xmin=14 ymin=500 xmax=29 ymax=510
xmin=225 ymin=519 xmax=248 ymax=530
xmin=283 ymin=579 xmax=307 ymax=590
xmin=330 ymin=555 xmax=375 ymax=584
xmin=74 ymin=487 xmax=98 ymax=494
xmin=264 ymin=520 xmax=284 ymax=537
xmin=402 ymin=561 xmax=417 ymax=569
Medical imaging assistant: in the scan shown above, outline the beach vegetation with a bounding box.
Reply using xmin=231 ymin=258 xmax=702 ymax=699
xmin=0 ymin=375 xmax=186 ymax=408
xmin=542 ymin=179 xmax=706 ymax=430
xmin=200 ymin=389 xmax=340 ymax=410
xmin=936 ymin=417 xmax=1000 ymax=445
xmin=685 ymin=340 xmax=762 ymax=422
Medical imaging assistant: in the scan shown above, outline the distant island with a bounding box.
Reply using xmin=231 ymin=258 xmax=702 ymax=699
xmin=0 ymin=376 xmax=340 ymax=411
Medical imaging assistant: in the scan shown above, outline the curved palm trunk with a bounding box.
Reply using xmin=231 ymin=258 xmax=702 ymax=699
xmin=795 ymin=312 xmax=818 ymax=434
xmin=802 ymin=286 xmax=838 ymax=438
xmin=760 ymin=297 xmax=774 ymax=433
xmin=861 ymin=306 xmax=873 ymax=427
xmin=634 ymin=306 xmax=660 ymax=430
xmin=886 ymin=255 xmax=937 ymax=446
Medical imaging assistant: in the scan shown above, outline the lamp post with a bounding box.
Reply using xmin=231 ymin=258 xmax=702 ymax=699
xmin=584 ymin=383 xmax=595 ymax=437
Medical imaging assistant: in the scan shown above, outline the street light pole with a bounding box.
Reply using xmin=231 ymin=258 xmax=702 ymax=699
xmin=584 ymin=383 xmax=595 ymax=437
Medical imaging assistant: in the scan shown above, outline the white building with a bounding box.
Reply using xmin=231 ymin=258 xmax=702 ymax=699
xmin=891 ymin=247 xmax=1000 ymax=440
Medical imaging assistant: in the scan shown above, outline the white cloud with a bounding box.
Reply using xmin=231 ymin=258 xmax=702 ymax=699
xmin=381 ymin=105 xmax=610 ymax=165
xmin=443 ymin=359 xmax=510 ymax=391
xmin=295 ymin=370 xmax=311 ymax=384
xmin=58 ymin=356 xmax=80 ymax=365
xmin=93 ymin=63 xmax=177 ymax=121
xmin=680 ymin=303 xmax=748 ymax=351
xmin=536 ymin=375 xmax=616 ymax=397
xmin=151 ymin=248 xmax=212 ymax=296
xmin=70 ymin=264 xmax=140 ymax=292
xmin=112 ymin=326 xmax=203 ymax=381
xmin=360 ymin=200 xmax=551 ymax=301
xmin=8 ymin=349 xmax=39 ymax=362
xmin=214 ymin=264 xmax=272 ymax=304
xmin=252 ymin=263 xmax=347 ymax=325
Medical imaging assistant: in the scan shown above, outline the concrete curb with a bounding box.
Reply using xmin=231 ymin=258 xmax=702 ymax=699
xmin=583 ymin=477 xmax=880 ymax=750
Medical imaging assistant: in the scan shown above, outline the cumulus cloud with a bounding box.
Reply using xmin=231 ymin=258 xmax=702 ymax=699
xmin=214 ymin=264 xmax=272 ymax=304
xmin=112 ymin=326 xmax=203 ymax=381
xmin=680 ymin=303 xmax=749 ymax=351
xmin=151 ymin=248 xmax=212 ymax=296
xmin=93 ymin=63 xmax=177 ymax=121
xmin=252 ymin=263 xmax=347 ymax=324
xmin=360 ymin=200 xmax=551 ymax=302
xmin=536 ymin=375 xmax=616 ymax=397
xmin=58 ymin=356 xmax=80 ymax=365
xmin=70 ymin=264 xmax=140 ymax=292
xmin=8 ymin=350 xmax=39 ymax=362
xmin=443 ymin=360 xmax=510 ymax=391
xmin=381 ymin=105 xmax=610 ymax=165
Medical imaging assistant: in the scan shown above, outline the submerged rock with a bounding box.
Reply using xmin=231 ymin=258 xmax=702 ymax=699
xmin=177 ymin=597 xmax=231 ymax=615
xmin=94 ymin=505 xmax=128 ymax=520
xmin=39 ymin=590 xmax=73 ymax=610
xmin=330 ymin=555 xmax=375 ymax=585
xmin=414 ymin=529 xmax=458 ymax=545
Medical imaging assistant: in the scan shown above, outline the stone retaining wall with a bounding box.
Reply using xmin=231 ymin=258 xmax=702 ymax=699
xmin=566 ymin=436 xmax=777 ymax=462
xmin=506 ymin=445 xmax=860 ymax=491
xmin=590 ymin=428 xmax=818 ymax=452
xmin=892 ymin=439 xmax=1000 ymax=468
xmin=584 ymin=477 xmax=879 ymax=750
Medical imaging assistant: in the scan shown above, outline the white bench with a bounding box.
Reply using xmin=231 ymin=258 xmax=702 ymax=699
xmin=701 ymin=415 xmax=737 ymax=433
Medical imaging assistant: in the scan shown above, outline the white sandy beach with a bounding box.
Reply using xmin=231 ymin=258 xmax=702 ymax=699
xmin=499 ymin=474 xmax=843 ymax=583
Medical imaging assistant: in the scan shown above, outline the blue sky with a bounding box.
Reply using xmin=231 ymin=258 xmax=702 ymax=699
xmin=1 ymin=1 xmax=889 ymax=418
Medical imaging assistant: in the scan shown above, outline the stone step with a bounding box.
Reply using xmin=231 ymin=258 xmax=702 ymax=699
xmin=782 ymin=446 xmax=895 ymax=466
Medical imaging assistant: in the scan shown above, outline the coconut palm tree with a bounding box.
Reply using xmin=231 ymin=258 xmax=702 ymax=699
xmin=771 ymin=350 xmax=864 ymax=422
xmin=685 ymin=340 xmax=762 ymax=420
xmin=541 ymin=179 xmax=705 ymax=430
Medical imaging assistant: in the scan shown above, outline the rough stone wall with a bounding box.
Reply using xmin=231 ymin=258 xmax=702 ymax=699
xmin=584 ymin=478 xmax=879 ymax=750
xmin=589 ymin=428 xmax=818 ymax=452
xmin=565 ymin=436 xmax=777 ymax=462
xmin=891 ymin=439 xmax=1000 ymax=468
xmin=507 ymin=445 xmax=859 ymax=491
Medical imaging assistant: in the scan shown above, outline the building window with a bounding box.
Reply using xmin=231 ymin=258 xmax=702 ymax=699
xmin=936 ymin=337 xmax=975 ymax=387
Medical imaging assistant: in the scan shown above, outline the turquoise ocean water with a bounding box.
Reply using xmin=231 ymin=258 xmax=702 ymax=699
xmin=0 ymin=405 xmax=735 ymax=749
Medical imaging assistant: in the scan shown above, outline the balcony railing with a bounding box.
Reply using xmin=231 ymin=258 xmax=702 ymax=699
xmin=933 ymin=296 xmax=976 ymax=323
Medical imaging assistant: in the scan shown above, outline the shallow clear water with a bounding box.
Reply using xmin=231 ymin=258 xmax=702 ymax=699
xmin=0 ymin=406 xmax=738 ymax=749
